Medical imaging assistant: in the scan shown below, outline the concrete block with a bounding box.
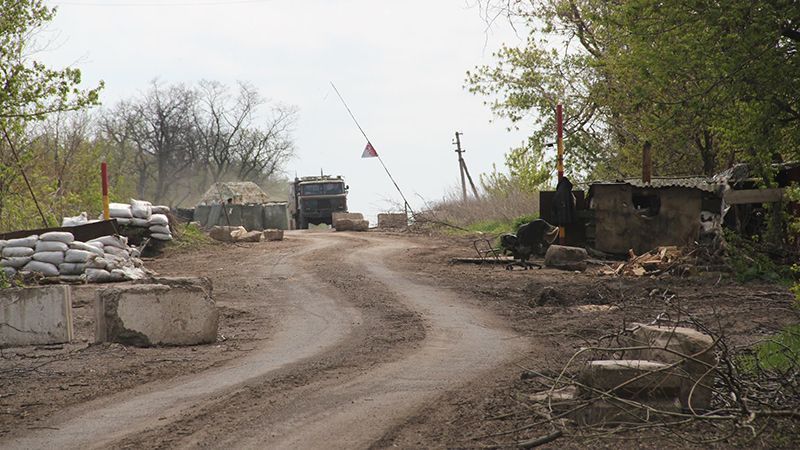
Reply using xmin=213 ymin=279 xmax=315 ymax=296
xmin=578 ymin=360 xmax=683 ymax=399
xmin=377 ymin=213 xmax=408 ymax=229
xmin=332 ymin=212 xmax=364 ymax=224
xmin=334 ymin=219 xmax=369 ymax=232
xmin=0 ymin=285 xmax=73 ymax=347
xmin=263 ymin=229 xmax=284 ymax=241
xmin=95 ymin=281 xmax=218 ymax=347
xmin=621 ymin=324 xmax=716 ymax=410
xmin=209 ymin=226 xmax=245 ymax=242
xmin=544 ymin=245 xmax=588 ymax=271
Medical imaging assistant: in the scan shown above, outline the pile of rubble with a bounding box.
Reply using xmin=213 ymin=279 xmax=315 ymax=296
xmin=0 ymin=231 xmax=149 ymax=283
xmin=209 ymin=226 xmax=283 ymax=243
xmin=601 ymin=246 xmax=683 ymax=276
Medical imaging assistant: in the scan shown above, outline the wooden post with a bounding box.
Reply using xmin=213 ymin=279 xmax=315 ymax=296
xmin=556 ymin=104 xmax=566 ymax=244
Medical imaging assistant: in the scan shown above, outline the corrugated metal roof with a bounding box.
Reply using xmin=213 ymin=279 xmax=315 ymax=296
xmin=591 ymin=176 xmax=722 ymax=193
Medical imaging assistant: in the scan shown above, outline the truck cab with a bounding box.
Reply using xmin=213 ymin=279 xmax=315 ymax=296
xmin=291 ymin=176 xmax=348 ymax=229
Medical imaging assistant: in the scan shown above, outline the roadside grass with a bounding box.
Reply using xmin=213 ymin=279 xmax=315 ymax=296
xmin=170 ymin=222 xmax=214 ymax=251
xmin=417 ymin=187 xmax=539 ymax=237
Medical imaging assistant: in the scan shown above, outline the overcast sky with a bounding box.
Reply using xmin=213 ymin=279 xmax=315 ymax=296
xmin=42 ymin=0 xmax=533 ymax=219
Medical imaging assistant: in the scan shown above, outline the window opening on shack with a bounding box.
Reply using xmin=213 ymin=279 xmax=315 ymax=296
xmin=632 ymin=191 xmax=661 ymax=217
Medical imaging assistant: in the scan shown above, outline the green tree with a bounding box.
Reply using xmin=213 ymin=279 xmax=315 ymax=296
xmin=469 ymin=0 xmax=800 ymax=181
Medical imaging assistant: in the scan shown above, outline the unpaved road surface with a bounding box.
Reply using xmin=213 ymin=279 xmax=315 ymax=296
xmin=2 ymin=232 xmax=526 ymax=449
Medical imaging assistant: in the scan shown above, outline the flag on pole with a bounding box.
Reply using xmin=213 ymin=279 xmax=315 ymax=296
xmin=361 ymin=142 xmax=378 ymax=158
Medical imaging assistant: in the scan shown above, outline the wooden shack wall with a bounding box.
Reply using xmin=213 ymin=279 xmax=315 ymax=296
xmin=592 ymin=185 xmax=702 ymax=254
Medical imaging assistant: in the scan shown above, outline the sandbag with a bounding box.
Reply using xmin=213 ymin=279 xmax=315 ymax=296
xmin=36 ymin=241 xmax=69 ymax=253
xmin=149 ymin=225 xmax=170 ymax=235
xmin=86 ymin=268 xmax=113 ymax=283
xmin=69 ymin=241 xmax=104 ymax=256
xmin=7 ymin=235 xmax=38 ymax=248
xmin=152 ymin=205 xmax=171 ymax=215
xmin=130 ymin=218 xmax=149 ymax=227
xmin=104 ymin=246 xmax=130 ymax=258
xmin=150 ymin=233 xmax=173 ymax=241
xmin=87 ymin=241 xmax=104 ymax=249
xmin=130 ymin=199 xmax=152 ymax=219
xmin=40 ymin=231 xmax=74 ymax=244
xmin=88 ymin=235 xmax=127 ymax=249
xmin=3 ymin=247 xmax=34 ymax=258
xmin=2 ymin=266 xmax=16 ymax=278
xmin=116 ymin=218 xmax=132 ymax=226
xmin=59 ymin=263 xmax=86 ymax=275
xmin=86 ymin=256 xmax=108 ymax=269
xmin=109 ymin=269 xmax=128 ymax=281
xmin=109 ymin=203 xmax=133 ymax=218
xmin=149 ymin=213 xmax=169 ymax=226
xmin=0 ymin=240 xmax=7 ymax=249
xmin=23 ymin=260 xmax=59 ymax=277
xmin=62 ymin=212 xmax=89 ymax=227
xmin=1 ymin=256 xmax=31 ymax=268
xmin=65 ymin=249 xmax=92 ymax=263
xmin=33 ymin=251 xmax=65 ymax=266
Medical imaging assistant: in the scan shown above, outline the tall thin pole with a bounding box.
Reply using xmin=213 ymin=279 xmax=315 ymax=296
xmin=454 ymin=132 xmax=467 ymax=201
xmin=2 ymin=128 xmax=48 ymax=228
xmin=556 ymin=104 xmax=566 ymax=244
xmin=330 ymin=82 xmax=414 ymax=215
xmin=101 ymin=162 xmax=110 ymax=220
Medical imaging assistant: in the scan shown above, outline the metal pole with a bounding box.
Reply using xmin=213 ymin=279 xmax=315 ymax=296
xmin=101 ymin=162 xmax=110 ymax=220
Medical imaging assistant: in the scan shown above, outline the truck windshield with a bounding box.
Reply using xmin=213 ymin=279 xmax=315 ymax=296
xmin=301 ymin=183 xmax=343 ymax=195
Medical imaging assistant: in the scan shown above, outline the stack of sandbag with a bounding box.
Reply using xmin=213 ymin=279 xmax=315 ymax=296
xmin=148 ymin=213 xmax=172 ymax=241
xmin=99 ymin=199 xmax=172 ymax=241
xmin=0 ymin=231 xmax=149 ymax=283
xmin=0 ymin=235 xmax=38 ymax=278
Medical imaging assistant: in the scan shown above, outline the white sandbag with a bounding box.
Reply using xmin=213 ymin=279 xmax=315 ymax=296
xmin=109 ymin=203 xmax=133 ymax=218
xmin=1 ymin=256 xmax=31 ymax=268
xmin=109 ymin=269 xmax=128 ymax=281
xmin=87 ymin=241 xmax=104 ymax=249
xmin=115 ymin=218 xmax=132 ymax=226
xmin=23 ymin=260 xmax=59 ymax=277
xmin=33 ymin=251 xmax=65 ymax=266
xmin=69 ymin=241 xmax=104 ymax=256
xmin=148 ymin=214 xmax=169 ymax=226
xmin=130 ymin=218 xmax=150 ymax=227
xmin=59 ymin=263 xmax=85 ymax=275
xmin=116 ymin=266 xmax=147 ymax=280
xmin=40 ymin=231 xmax=74 ymax=244
xmin=3 ymin=247 xmax=34 ymax=258
xmin=65 ymin=249 xmax=92 ymax=263
xmin=86 ymin=256 xmax=108 ymax=269
xmin=2 ymin=266 xmax=16 ymax=278
xmin=150 ymin=233 xmax=173 ymax=241
xmin=6 ymin=235 xmax=38 ymax=248
xmin=130 ymin=199 xmax=152 ymax=219
xmin=86 ymin=268 xmax=113 ymax=283
xmin=149 ymin=225 xmax=170 ymax=235
xmin=128 ymin=247 xmax=142 ymax=258
xmin=36 ymin=241 xmax=69 ymax=253
xmin=104 ymin=246 xmax=130 ymax=258
xmin=88 ymin=235 xmax=127 ymax=249
xmin=0 ymin=240 xmax=7 ymax=249
xmin=152 ymin=205 xmax=171 ymax=215
xmin=62 ymin=212 xmax=89 ymax=227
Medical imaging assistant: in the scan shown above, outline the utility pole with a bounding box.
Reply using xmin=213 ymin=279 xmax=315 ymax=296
xmin=454 ymin=132 xmax=467 ymax=202
xmin=453 ymin=132 xmax=480 ymax=201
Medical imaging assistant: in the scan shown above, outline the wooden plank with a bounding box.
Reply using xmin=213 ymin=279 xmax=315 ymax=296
xmin=724 ymin=188 xmax=785 ymax=205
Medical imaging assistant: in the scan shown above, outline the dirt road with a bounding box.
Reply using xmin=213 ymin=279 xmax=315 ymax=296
xmin=2 ymin=232 xmax=526 ymax=449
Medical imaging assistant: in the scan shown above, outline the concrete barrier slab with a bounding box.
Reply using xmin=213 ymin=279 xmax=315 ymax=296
xmin=377 ymin=213 xmax=408 ymax=229
xmin=95 ymin=280 xmax=218 ymax=347
xmin=0 ymin=285 xmax=73 ymax=347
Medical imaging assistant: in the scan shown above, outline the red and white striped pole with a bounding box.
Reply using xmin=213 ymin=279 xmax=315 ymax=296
xmin=556 ymin=104 xmax=566 ymax=244
xmin=101 ymin=162 xmax=110 ymax=220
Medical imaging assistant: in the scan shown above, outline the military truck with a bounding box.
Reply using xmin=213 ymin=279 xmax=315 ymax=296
xmin=289 ymin=175 xmax=349 ymax=229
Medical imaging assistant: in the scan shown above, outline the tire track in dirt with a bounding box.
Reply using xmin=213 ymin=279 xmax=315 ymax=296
xmin=1 ymin=234 xmax=363 ymax=450
xmin=211 ymin=234 xmax=528 ymax=449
